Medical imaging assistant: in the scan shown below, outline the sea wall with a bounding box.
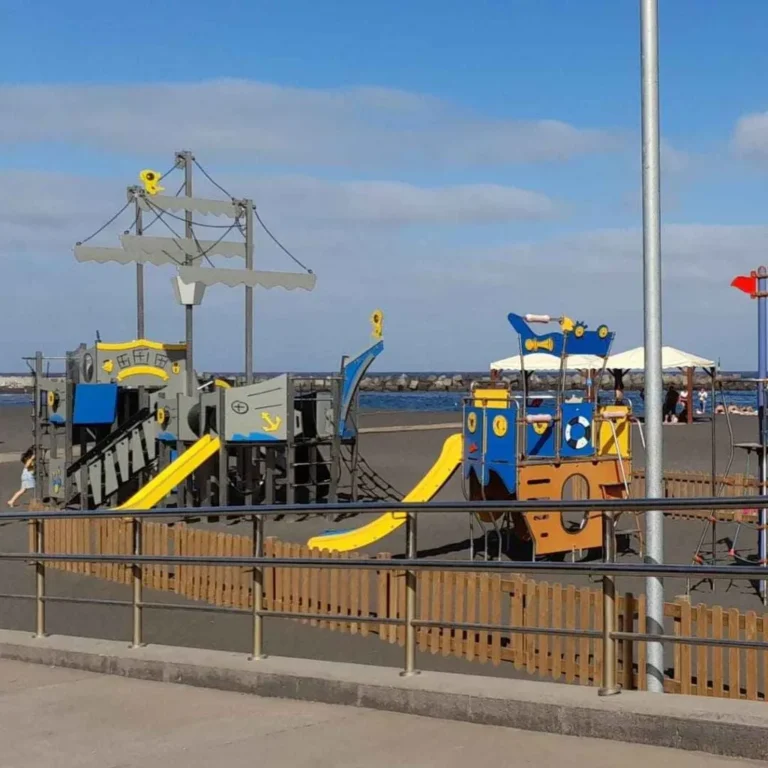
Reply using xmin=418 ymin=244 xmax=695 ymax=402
xmin=0 ymin=371 xmax=753 ymax=394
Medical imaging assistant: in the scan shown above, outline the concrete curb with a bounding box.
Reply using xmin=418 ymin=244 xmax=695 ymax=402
xmin=0 ymin=630 xmax=765 ymax=759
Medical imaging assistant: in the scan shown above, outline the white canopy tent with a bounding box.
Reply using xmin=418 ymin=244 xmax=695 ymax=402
xmin=607 ymin=345 xmax=717 ymax=425
xmin=606 ymin=345 xmax=715 ymax=371
xmin=490 ymin=353 xmax=604 ymax=372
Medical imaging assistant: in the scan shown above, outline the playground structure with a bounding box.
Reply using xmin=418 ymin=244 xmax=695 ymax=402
xmin=28 ymin=152 xmax=398 ymax=521
xmin=461 ymin=313 xmax=633 ymax=559
xmin=26 ymin=152 xmax=636 ymax=564
xmin=309 ymin=312 xmax=635 ymax=559
xmin=30 ymin=324 xmax=385 ymax=514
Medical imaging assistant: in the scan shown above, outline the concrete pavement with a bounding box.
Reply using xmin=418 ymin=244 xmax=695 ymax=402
xmin=0 ymin=658 xmax=760 ymax=768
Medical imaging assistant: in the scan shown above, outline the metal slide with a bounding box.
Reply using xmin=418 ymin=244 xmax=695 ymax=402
xmin=115 ymin=434 xmax=221 ymax=511
xmin=307 ymin=433 xmax=463 ymax=552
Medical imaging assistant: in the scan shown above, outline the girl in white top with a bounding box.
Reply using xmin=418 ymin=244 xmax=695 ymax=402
xmin=8 ymin=448 xmax=35 ymax=508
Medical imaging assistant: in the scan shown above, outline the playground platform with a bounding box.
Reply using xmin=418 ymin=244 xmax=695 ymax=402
xmin=0 ymin=645 xmax=764 ymax=765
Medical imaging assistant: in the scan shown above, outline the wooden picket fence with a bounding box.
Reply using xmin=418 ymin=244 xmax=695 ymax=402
xmin=29 ymin=516 xmax=768 ymax=701
xmin=631 ymin=469 xmax=759 ymax=522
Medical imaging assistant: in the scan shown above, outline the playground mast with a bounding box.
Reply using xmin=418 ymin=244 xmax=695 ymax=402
xmin=640 ymin=0 xmax=665 ymax=693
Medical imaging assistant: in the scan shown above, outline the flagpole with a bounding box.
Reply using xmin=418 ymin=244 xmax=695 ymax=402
xmin=758 ymin=267 xmax=767 ymax=604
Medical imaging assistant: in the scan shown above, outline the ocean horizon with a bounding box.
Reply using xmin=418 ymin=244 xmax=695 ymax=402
xmin=0 ymin=389 xmax=759 ymax=415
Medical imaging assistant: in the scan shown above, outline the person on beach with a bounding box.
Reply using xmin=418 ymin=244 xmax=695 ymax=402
xmin=614 ymin=387 xmax=632 ymax=411
xmin=663 ymin=384 xmax=679 ymax=423
xmin=8 ymin=447 xmax=35 ymax=508
xmin=698 ymin=388 xmax=708 ymax=414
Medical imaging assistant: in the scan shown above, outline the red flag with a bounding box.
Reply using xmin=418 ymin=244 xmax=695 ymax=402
xmin=731 ymin=274 xmax=757 ymax=295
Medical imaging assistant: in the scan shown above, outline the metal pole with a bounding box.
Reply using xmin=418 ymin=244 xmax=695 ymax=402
xmin=251 ymin=515 xmax=266 ymax=659
xmin=218 ymin=386 xmax=229 ymax=508
xmin=757 ymin=267 xmax=767 ymax=604
xmin=33 ymin=352 xmax=43 ymax=503
xmin=64 ymin=362 xmax=74 ymax=503
xmin=640 ymin=0 xmax=665 ymax=693
xmin=599 ymin=510 xmax=620 ymax=695
xmin=243 ymin=200 xmax=254 ymax=511
xmin=244 ymin=200 xmax=254 ymax=383
xmin=400 ymin=511 xmax=419 ymax=677
xmin=182 ymin=150 xmax=195 ymax=397
xmin=131 ymin=518 xmax=143 ymax=647
xmin=135 ymin=196 xmax=145 ymax=339
xmin=34 ymin=518 xmax=46 ymax=637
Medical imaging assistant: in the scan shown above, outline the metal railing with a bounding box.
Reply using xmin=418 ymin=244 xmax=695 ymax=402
xmin=3 ymin=494 xmax=768 ymax=696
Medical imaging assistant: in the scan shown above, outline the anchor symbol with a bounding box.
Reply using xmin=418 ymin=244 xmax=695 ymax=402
xmin=261 ymin=412 xmax=282 ymax=433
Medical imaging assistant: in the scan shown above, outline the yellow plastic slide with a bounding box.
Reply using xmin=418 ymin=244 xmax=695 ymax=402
xmin=115 ymin=434 xmax=221 ymax=511
xmin=307 ymin=432 xmax=462 ymax=552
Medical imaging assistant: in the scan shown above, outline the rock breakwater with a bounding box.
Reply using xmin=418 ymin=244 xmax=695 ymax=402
xmin=0 ymin=371 xmax=755 ymax=394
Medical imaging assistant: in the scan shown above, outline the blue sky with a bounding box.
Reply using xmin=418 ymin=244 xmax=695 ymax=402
xmin=2 ymin=1 xmax=768 ymax=371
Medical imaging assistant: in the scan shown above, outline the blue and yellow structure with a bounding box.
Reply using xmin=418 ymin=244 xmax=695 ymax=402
xmin=463 ymin=313 xmax=632 ymax=557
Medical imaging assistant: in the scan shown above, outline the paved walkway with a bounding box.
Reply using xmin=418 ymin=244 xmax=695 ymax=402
xmin=0 ymin=660 xmax=759 ymax=768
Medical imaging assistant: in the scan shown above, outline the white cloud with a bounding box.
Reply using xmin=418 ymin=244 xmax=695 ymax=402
xmin=0 ymin=169 xmax=561 ymax=370
xmin=464 ymin=224 xmax=768 ymax=285
xmin=248 ymin=176 xmax=559 ymax=224
xmin=1 ymin=167 xmax=763 ymax=371
xmin=732 ymin=111 xmax=768 ymax=162
xmin=660 ymin=140 xmax=690 ymax=174
xmin=0 ymin=79 xmax=622 ymax=169
xmin=0 ymin=170 xmax=560 ymax=253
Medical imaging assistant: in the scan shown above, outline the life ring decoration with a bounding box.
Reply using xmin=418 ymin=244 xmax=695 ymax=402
xmin=564 ymin=414 xmax=591 ymax=450
xmin=467 ymin=412 xmax=477 ymax=433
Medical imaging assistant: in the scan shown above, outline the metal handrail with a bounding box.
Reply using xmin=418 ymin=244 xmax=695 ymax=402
xmin=8 ymin=499 xmax=768 ymax=697
xmin=6 ymin=492 xmax=768 ymax=521
xmin=4 ymin=552 xmax=768 ymax=578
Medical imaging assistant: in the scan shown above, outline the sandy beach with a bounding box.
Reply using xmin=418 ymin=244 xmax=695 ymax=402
xmin=0 ymin=403 xmax=765 ymax=677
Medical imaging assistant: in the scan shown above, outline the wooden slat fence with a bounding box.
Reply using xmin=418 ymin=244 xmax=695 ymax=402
xmin=26 ymin=517 xmax=767 ymax=702
xmin=631 ymin=469 xmax=759 ymax=522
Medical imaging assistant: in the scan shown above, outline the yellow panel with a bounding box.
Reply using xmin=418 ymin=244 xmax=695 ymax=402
xmin=472 ymin=388 xmax=509 ymax=409
xmin=97 ymin=338 xmax=187 ymax=352
xmin=597 ymin=406 xmax=631 ymax=458
xmin=116 ymin=365 xmax=170 ymax=382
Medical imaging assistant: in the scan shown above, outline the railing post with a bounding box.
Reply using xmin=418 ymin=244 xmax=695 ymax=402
xmin=599 ymin=510 xmax=620 ymax=696
xmin=400 ymin=510 xmax=419 ymax=677
xmin=131 ymin=518 xmax=143 ymax=647
xmin=250 ymin=514 xmax=266 ymax=660
xmin=34 ymin=518 xmax=46 ymax=638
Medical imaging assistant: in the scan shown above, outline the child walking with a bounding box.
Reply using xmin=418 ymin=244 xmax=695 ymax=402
xmin=8 ymin=447 xmax=35 ymax=508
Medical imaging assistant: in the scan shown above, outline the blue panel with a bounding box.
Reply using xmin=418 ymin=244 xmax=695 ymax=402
xmin=338 ymin=339 xmax=384 ymax=437
xmin=73 ymin=384 xmax=118 ymax=425
xmin=462 ymin=406 xmax=484 ymax=481
xmin=525 ymin=402 xmax=556 ymax=458
xmin=462 ymin=404 xmax=517 ymax=494
xmin=561 ymin=402 xmax=596 ymax=458
xmin=485 ymin=405 xmax=517 ymax=494
xmin=230 ymin=432 xmax=281 ymax=442
xmin=507 ymin=313 xmax=614 ymax=358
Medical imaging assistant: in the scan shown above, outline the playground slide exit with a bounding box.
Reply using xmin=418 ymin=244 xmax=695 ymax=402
xmin=115 ymin=433 xmax=221 ymax=511
xmin=307 ymin=433 xmax=463 ymax=553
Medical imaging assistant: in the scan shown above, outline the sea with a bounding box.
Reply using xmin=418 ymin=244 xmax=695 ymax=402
xmin=0 ymin=389 xmax=758 ymax=416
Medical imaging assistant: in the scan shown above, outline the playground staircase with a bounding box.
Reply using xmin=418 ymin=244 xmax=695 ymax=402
xmin=69 ymin=407 xmax=159 ymax=507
